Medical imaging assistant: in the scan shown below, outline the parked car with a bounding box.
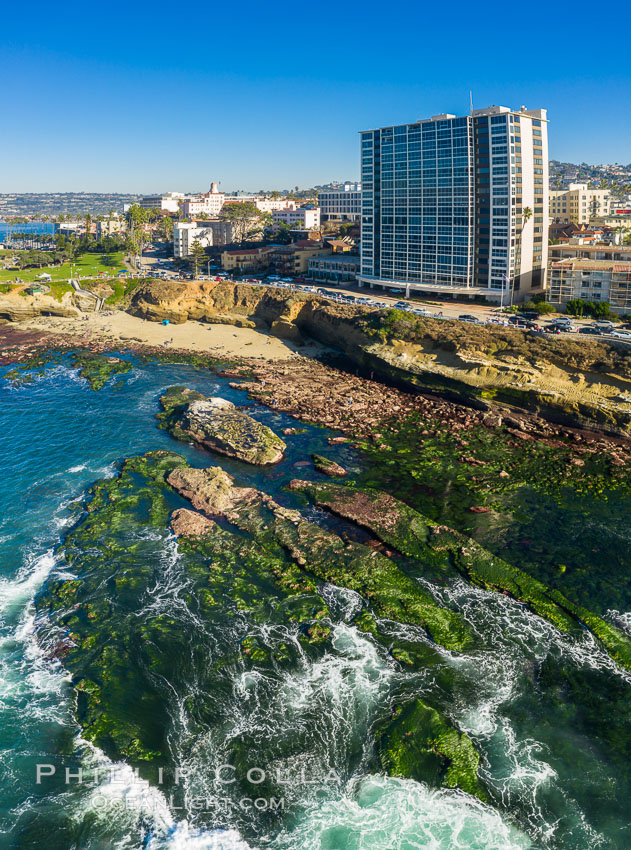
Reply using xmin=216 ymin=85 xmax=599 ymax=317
xmin=578 ymin=327 xmax=603 ymax=335
xmin=609 ymin=330 xmax=631 ymax=339
xmin=458 ymin=314 xmax=481 ymax=323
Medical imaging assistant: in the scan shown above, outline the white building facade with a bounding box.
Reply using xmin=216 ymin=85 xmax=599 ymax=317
xmin=319 ymin=184 xmax=362 ymax=221
xmin=549 ymin=183 xmax=612 ymax=224
xmin=139 ymin=193 xmax=188 ymax=213
xmin=173 ymin=220 xmax=235 ymax=258
xmin=271 ymin=208 xmax=320 ymax=229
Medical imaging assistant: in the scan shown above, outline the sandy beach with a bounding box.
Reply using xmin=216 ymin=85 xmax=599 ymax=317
xmin=18 ymin=310 xmax=324 ymax=361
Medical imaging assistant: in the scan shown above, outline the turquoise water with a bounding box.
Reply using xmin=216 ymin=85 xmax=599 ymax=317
xmin=1 ymin=355 xmax=630 ymax=849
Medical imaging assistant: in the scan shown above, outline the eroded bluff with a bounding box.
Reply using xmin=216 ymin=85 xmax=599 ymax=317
xmin=128 ymin=280 xmax=631 ymax=435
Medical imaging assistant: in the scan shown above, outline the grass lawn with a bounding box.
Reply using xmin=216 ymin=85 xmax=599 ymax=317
xmin=0 ymin=251 xmax=128 ymax=283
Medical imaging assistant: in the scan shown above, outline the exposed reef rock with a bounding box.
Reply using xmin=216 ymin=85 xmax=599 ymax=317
xmin=312 ymin=453 xmax=347 ymax=477
xmin=166 ymin=464 xmax=472 ymax=652
xmin=169 ymin=507 xmax=216 ymax=537
xmin=158 ymin=385 xmax=286 ymax=465
xmin=127 ymin=280 xmax=631 ymax=435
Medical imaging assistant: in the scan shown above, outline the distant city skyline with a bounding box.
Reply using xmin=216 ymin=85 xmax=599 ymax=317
xmin=1 ymin=1 xmax=630 ymax=193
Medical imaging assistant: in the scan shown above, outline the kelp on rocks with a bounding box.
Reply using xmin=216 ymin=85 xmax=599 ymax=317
xmin=3 ymin=350 xmax=133 ymax=390
xmin=288 ymin=478 xmax=631 ymax=671
xmin=36 ymin=451 xmax=486 ymax=803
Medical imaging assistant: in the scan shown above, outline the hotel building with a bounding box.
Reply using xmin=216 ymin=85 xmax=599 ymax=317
xmin=359 ymin=105 xmax=549 ymax=302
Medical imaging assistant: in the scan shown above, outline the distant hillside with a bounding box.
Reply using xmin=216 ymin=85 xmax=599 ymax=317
xmin=0 ymin=193 xmax=142 ymax=218
xmin=550 ymin=161 xmax=631 ymax=192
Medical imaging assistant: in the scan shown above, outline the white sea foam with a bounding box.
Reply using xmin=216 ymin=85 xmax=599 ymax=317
xmin=273 ymin=775 xmax=533 ymax=850
xmin=0 ymin=549 xmax=56 ymax=622
xmin=607 ymin=609 xmax=631 ymax=636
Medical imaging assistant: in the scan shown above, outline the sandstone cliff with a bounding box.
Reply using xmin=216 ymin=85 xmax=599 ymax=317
xmin=0 ymin=292 xmax=80 ymax=322
xmin=127 ymin=280 xmax=631 ymax=435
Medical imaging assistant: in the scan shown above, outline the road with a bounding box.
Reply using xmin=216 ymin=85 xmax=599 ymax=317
xmin=137 ymin=250 xmax=630 ymax=342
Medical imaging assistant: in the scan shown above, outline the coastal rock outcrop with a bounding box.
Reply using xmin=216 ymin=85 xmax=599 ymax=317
xmin=169 ymin=507 xmax=216 ymax=537
xmin=0 ymin=293 xmax=80 ymax=321
xmin=158 ymin=386 xmax=286 ymax=465
xmin=128 ymin=279 xmax=631 ymax=435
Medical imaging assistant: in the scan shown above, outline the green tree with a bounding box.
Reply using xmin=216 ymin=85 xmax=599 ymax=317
xmin=220 ymin=202 xmax=271 ymax=245
xmin=126 ymin=204 xmax=148 ymax=262
xmin=158 ymin=216 xmax=174 ymax=244
xmin=566 ymin=299 xmax=586 ymax=317
xmin=189 ymin=240 xmax=207 ymax=276
xmin=271 ymin=222 xmax=293 ymax=244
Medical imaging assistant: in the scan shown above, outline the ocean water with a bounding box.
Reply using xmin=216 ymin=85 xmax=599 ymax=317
xmin=0 ymin=355 xmax=630 ymax=849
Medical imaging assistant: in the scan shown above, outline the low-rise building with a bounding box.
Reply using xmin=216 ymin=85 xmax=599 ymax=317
xmin=549 ymin=243 xmax=631 ymax=263
xmin=96 ymin=217 xmax=127 ymax=238
xmin=593 ymin=213 xmax=631 ymax=240
xmin=549 ymin=183 xmax=612 ymax=224
xmin=220 ymin=196 xmax=297 ymax=212
xmin=139 ymin=193 xmax=188 ymax=213
xmin=319 ymin=183 xmax=362 ymax=221
xmin=548 ymin=257 xmax=631 ymax=313
xmin=174 ymin=220 xmax=235 ymax=257
xmin=271 ymin=208 xmax=320 ymax=229
xmin=221 ymin=246 xmax=275 ymax=272
xmin=271 ymin=240 xmax=330 ymax=275
xmin=307 ymin=254 xmax=360 ymax=284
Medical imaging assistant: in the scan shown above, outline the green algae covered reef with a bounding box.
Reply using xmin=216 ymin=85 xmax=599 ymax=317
xmin=376 ymin=699 xmax=487 ymax=801
xmin=288 ymin=478 xmax=631 ymax=671
xmin=3 ymin=350 xmax=133 ymax=390
xmin=36 ymin=450 xmax=485 ymax=802
xmin=25 ymin=341 xmax=631 ymax=841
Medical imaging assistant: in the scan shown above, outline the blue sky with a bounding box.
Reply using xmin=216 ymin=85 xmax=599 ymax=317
xmin=1 ymin=0 xmax=630 ymax=192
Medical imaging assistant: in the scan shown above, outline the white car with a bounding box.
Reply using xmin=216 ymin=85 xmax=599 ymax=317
xmin=609 ymin=330 xmax=631 ymax=339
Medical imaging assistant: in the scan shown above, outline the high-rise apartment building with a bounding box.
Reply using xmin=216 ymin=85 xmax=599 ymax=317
xmin=359 ymin=105 xmax=549 ymax=302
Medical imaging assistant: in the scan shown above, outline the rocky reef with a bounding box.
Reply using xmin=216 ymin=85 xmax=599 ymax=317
xmin=3 ymin=350 xmax=132 ymax=390
xmin=157 ymin=385 xmax=286 ymax=464
xmin=288 ymin=479 xmax=631 ymax=671
xmin=35 ymin=450 xmax=485 ymax=808
xmin=312 ymin=453 xmax=347 ymax=476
